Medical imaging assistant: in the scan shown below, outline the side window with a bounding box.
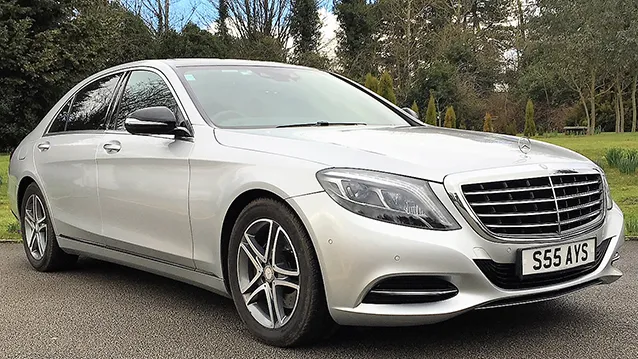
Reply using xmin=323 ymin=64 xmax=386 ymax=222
xmin=66 ymin=73 xmax=122 ymax=132
xmin=47 ymin=100 xmax=72 ymax=133
xmin=112 ymin=70 xmax=179 ymax=130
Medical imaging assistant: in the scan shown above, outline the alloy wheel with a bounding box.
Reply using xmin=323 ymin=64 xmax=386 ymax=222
xmin=236 ymin=218 xmax=300 ymax=329
xmin=23 ymin=194 xmax=48 ymax=260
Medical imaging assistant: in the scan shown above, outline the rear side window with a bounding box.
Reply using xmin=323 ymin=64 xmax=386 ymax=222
xmin=65 ymin=73 xmax=122 ymax=132
xmin=48 ymin=100 xmax=72 ymax=133
xmin=111 ymin=70 xmax=179 ymax=130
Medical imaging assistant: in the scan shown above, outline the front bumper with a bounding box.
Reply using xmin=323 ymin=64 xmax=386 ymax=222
xmin=287 ymin=184 xmax=624 ymax=327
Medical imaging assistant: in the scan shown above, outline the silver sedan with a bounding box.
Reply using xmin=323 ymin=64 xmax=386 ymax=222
xmin=8 ymin=59 xmax=624 ymax=347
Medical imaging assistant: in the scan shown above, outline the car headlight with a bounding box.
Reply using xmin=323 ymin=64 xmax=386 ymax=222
xmin=316 ymin=168 xmax=460 ymax=230
xmin=601 ymin=171 xmax=613 ymax=210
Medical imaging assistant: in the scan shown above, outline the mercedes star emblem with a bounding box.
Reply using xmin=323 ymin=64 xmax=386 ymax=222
xmin=518 ymin=137 xmax=531 ymax=154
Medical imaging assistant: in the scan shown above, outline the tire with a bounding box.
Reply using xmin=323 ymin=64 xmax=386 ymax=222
xmin=20 ymin=183 xmax=78 ymax=271
xmin=227 ymin=198 xmax=336 ymax=347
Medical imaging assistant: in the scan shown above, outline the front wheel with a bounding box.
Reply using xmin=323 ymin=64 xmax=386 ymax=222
xmin=227 ymin=198 xmax=335 ymax=347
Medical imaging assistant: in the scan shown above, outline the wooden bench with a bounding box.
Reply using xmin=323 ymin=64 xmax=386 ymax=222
xmin=563 ymin=126 xmax=588 ymax=135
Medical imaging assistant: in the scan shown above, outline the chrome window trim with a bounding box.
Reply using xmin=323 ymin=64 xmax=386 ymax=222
xmin=444 ymin=162 xmax=606 ymax=243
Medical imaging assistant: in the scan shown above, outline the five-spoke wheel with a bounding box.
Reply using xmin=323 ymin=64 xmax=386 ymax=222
xmin=20 ymin=183 xmax=77 ymax=271
xmin=228 ymin=198 xmax=335 ymax=347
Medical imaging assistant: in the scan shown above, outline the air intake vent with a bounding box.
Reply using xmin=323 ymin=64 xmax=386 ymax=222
xmin=461 ymin=173 xmax=603 ymax=237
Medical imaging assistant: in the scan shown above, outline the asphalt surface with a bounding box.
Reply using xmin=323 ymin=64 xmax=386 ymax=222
xmin=1 ymin=242 xmax=637 ymax=359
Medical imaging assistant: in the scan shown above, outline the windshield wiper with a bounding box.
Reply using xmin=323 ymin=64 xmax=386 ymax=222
xmin=276 ymin=121 xmax=367 ymax=128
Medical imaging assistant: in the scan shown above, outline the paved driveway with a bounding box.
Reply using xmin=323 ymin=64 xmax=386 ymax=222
xmin=1 ymin=242 xmax=637 ymax=359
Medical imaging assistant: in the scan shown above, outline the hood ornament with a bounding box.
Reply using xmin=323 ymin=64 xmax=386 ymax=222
xmin=518 ymin=137 xmax=531 ymax=155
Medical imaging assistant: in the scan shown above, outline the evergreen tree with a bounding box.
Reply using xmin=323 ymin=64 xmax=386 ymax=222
xmin=217 ymin=0 xmax=230 ymax=40
xmin=378 ymin=72 xmax=397 ymax=104
xmin=444 ymin=106 xmax=457 ymax=128
xmin=483 ymin=113 xmax=494 ymax=132
xmin=425 ymin=93 xmax=436 ymax=125
xmin=523 ymin=99 xmax=537 ymax=137
xmin=334 ymin=0 xmax=379 ymax=80
xmin=290 ymin=0 xmax=322 ymax=64
xmin=411 ymin=101 xmax=419 ymax=116
xmin=364 ymin=73 xmax=379 ymax=93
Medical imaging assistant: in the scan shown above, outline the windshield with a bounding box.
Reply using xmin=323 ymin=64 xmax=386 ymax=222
xmin=176 ymin=66 xmax=412 ymax=128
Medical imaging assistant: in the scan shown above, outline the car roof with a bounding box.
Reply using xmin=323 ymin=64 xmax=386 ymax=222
xmin=106 ymin=58 xmax=314 ymax=73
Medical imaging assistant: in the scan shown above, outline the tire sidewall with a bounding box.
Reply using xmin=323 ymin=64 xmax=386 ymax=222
xmin=227 ymin=199 xmax=321 ymax=346
xmin=20 ymin=183 xmax=56 ymax=270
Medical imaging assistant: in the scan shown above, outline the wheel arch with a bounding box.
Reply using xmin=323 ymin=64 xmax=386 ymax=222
xmin=16 ymin=176 xmax=37 ymax=215
xmin=220 ymin=188 xmax=318 ymax=294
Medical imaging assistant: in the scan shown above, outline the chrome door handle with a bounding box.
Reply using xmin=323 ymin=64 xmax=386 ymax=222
xmin=103 ymin=142 xmax=121 ymax=153
xmin=37 ymin=142 xmax=50 ymax=151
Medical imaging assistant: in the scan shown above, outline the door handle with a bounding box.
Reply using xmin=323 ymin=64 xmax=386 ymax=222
xmin=37 ymin=142 xmax=50 ymax=152
xmin=103 ymin=141 xmax=121 ymax=153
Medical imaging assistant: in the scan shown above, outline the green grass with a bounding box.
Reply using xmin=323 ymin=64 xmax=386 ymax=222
xmin=1 ymin=132 xmax=637 ymax=239
xmin=0 ymin=154 xmax=20 ymax=240
xmin=538 ymin=132 xmax=638 ymax=237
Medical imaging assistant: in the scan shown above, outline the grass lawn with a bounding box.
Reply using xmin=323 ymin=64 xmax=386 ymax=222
xmin=538 ymin=132 xmax=638 ymax=237
xmin=1 ymin=132 xmax=637 ymax=240
xmin=0 ymin=154 xmax=20 ymax=240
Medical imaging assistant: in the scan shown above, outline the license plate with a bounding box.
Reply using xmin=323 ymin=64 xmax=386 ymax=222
xmin=519 ymin=238 xmax=596 ymax=276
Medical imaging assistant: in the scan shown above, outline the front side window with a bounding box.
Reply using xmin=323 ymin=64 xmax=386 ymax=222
xmin=66 ymin=73 xmax=122 ymax=132
xmin=112 ymin=70 xmax=179 ymax=130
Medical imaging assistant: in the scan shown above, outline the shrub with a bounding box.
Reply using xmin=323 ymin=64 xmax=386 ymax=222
xmin=605 ymin=148 xmax=624 ymax=168
xmin=411 ymin=101 xmax=419 ymax=117
xmin=523 ymin=99 xmax=537 ymax=137
xmin=504 ymin=120 xmax=516 ymax=135
xmin=593 ymin=158 xmax=607 ymax=170
xmin=618 ymin=150 xmax=638 ymax=174
xmin=443 ymin=106 xmax=456 ymax=128
xmin=483 ymin=113 xmax=494 ymax=132
xmin=377 ymin=71 xmax=397 ymax=104
xmin=459 ymin=117 xmax=467 ymax=130
xmin=626 ymin=216 xmax=638 ymax=236
xmin=425 ymin=94 xmax=436 ymax=125
xmin=364 ymin=73 xmax=379 ymax=93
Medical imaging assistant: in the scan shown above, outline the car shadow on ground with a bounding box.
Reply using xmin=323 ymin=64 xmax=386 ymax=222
xmin=68 ymin=254 xmax=605 ymax=353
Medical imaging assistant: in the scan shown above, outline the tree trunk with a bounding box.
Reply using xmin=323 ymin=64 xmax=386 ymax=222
xmin=632 ymin=74 xmax=637 ymax=132
xmin=615 ymin=76 xmax=621 ymax=133
xmin=589 ymin=71 xmax=596 ymax=135
xmin=620 ymin=86 xmax=626 ymax=132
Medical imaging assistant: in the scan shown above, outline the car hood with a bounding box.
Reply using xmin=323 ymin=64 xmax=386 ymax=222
xmin=214 ymin=125 xmax=593 ymax=182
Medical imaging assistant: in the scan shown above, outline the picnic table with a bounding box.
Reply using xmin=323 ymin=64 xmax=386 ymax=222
xmin=563 ymin=126 xmax=588 ymax=135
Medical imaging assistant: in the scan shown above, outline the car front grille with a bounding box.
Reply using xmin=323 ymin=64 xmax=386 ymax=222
xmin=461 ymin=173 xmax=604 ymax=237
xmin=474 ymin=238 xmax=610 ymax=290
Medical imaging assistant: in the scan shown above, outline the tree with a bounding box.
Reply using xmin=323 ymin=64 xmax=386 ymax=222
xmin=411 ymin=101 xmax=419 ymax=116
xmin=483 ymin=113 xmax=494 ymax=132
xmin=425 ymin=93 xmax=436 ymax=125
xmin=364 ymin=73 xmax=379 ymax=93
xmin=334 ymin=0 xmax=380 ymax=80
xmin=444 ymin=106 xmax=456 ymax=128
xmin=459 ymin=117 xmax=467 ymax=130
xmin=290 ymin=0 xmax=322 ymax=65
xmin=523 ymin=99 xmax=537 ymax=136
xmin=378 ymin=72 xmax=397 ymax=104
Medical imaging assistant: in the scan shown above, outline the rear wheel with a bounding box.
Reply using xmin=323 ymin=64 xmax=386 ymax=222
xmin=20 ymin=183 xmax=77 ymax=271
xmin=227 ymin=198 xmax=335 ymax=347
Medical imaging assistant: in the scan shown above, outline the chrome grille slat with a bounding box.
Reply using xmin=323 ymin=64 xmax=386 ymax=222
xmin=558 ymin=199 xmax=603 ymax=213
xmin=468 ymin=198 xmax=556 ymax=206
xmin=463 ymin=185 xmax=553 ymax=195
xmin=555 ymin=189 xmax=602 ymax=201
xmin=461 ymin=173 xmax=604 ymax=237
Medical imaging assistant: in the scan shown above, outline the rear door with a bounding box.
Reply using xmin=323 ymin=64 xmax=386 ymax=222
xmin=34 ymin=72 xmax=123 ymax=241
xmin=95 ymin=69 xmax=195 ymax=268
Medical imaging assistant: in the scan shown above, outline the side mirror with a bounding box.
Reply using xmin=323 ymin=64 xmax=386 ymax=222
xmin=402 ymin=107 xmax=418 ymax=119
xmin=124 ymin=106 xmax=189 ymax=136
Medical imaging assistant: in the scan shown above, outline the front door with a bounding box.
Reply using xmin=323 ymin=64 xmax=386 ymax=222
xmin=96 ymin=69 xmax=195 ymax=268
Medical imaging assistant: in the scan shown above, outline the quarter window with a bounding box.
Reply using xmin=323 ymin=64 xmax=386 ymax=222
xmin=65 ymin=73 xmax=122 ymax=132
xmin=112 ymin=71 xmax=179 ymax=130
xmin=48 ymin=100 xmax=72 ymax=133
